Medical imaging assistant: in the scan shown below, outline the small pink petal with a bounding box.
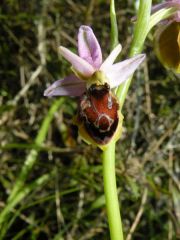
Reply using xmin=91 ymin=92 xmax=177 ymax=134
xmin=100 ymin=44 xmax=122 ymax=70
xmin=59 ymin=46 xmax=95 ymax=77
xmin=44 ymin=75 xmax=86 ymax=97
xmin=104 ymin=54 xmax=146 ymax=88
xmin=78 ymin=25 xmax=102 ymax=69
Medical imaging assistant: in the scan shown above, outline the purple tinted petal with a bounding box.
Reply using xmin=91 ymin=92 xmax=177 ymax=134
xmin=78 ymin=25 xmax=102 ymax=69
xmin=152 ymin=3 xmax=171 ymax=13
xmin=104 ymin=54 xmax=146 ymax=88
xmin=100 ymin=44 xmax=122 ymax=70
xmin=152 ymin=1 xmax=180 ymax=14
xmin=59 ymin=46 xmax=95 ymax=77
xmin=44 ymin=75 xmax=86 ymax=97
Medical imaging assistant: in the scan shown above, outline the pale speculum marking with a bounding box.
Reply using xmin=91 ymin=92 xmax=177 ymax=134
xmin=94 ymin=113 xmax=114 ymax=132
xmin=107 ymin=95 xmax=113 ymax=109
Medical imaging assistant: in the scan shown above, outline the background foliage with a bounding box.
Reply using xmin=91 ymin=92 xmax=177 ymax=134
xmin=0 ymin=0 xmax=179 ymax=239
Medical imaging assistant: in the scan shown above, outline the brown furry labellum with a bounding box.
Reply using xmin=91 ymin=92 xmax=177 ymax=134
xmin=78 ymin=83 xmax=119 ymax=144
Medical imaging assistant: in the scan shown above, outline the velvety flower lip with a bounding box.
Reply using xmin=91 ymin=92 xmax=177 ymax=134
xmin=44 ymin=25 xmax=145 ymax=97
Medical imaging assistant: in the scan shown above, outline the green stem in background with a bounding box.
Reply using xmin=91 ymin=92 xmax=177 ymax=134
xmin=102 ymin=143 xmax=123 ymax=240
xmin=110 ymin=0 xmax=119 ymax=50
xmin=117 ymin=0 xmax=152 ymax=106
xmin=0 ymin=172 xmax=54 ymax=239
xmin=0 ymin=98 xmax=64 ymax=232
xmin=8 ymin=98 xmax=64 ymax=202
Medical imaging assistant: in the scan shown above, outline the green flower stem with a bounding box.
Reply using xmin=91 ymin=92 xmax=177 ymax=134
xmin=110 ymin=0 xmax=119 ymax=50
xmin=102 ymin=142 xmax=123 ymax=240
xmin=116 ymin=2 xmax=175 ymax=106
xmin=117 ymin=0 xmax=152 ymax=105
xmin=102 ymin=1 xmax=152 ymax=240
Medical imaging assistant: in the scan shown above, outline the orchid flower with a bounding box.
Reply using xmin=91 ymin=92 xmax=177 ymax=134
xmin=44 ymin=26 xmax=145 ymax=97
xmin=44 ymin=26 xmax=145 ymax=148
xmin=152 ymin=0 xmax=180 ymax=73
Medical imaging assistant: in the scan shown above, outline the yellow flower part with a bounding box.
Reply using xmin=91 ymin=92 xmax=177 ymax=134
xmin=154 ymin=22 xmax=180 ymax=73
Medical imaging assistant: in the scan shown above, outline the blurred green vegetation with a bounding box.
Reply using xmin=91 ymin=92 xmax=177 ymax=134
xmin=0 ymin=0 xmax=179 ymax=239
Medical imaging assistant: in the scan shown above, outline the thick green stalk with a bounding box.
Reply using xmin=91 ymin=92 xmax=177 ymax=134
xmin=117 ymin=0 xmax=152 ymax=106
xmin=102 ymin=142 xmax=123 ymax=240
